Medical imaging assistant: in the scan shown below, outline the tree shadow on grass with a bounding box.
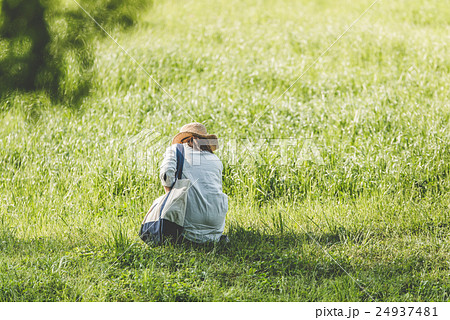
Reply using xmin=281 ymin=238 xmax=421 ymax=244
xmin=3 ymin=225 xmax=447 ymax=301
xmin=114 ymin=224 xmax=449 ymax=301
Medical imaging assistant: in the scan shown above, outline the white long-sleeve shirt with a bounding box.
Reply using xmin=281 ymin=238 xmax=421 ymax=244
xmin=159 ymin=143 xmax=228 ymax=243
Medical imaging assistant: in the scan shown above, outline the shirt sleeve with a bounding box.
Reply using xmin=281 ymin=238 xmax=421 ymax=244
xmin=159 ymin=144 xmax=177 ymax=187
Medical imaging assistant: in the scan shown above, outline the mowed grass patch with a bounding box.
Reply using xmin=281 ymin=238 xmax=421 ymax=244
xmin=0 ymin=0 xmax=449 ymax=301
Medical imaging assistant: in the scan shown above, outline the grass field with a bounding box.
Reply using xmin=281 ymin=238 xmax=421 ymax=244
xmin=0 ymin=0 xmax=449 ymax=301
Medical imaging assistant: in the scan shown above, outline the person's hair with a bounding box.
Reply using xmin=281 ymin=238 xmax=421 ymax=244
xmin=181 ymin=135 xmax=213 ymax=153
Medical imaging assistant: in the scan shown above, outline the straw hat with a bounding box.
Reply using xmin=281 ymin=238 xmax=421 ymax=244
xmin=172 ymin=122 xmax=219 ymax=151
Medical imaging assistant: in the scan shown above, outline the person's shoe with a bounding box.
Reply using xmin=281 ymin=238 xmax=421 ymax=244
xmin=219 ymin=234 xmax=230 ymax=244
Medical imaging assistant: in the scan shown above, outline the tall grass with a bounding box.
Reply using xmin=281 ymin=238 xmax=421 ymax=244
xmin=0 ymin=0 xmax=449 ymax=301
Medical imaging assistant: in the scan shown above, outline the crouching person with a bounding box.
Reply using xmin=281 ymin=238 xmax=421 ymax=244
xmin=159 ymin=123 xmax=229 ymax=244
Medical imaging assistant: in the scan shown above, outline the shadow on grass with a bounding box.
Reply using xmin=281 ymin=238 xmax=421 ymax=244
xmin=2 ymin=225 xmax=447 ymax=301
xmin=118 ymin=225 xmax=358 ymax=282
xmin=112 ymin=224 xmax=448 ymax=301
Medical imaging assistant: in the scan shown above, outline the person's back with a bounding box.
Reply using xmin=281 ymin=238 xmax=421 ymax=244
xmin=159 ymin=123 xmax=228 ymax=243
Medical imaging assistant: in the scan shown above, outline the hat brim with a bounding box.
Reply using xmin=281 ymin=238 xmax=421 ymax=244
xmin=172 ymin=132 xmax=219 ymax=151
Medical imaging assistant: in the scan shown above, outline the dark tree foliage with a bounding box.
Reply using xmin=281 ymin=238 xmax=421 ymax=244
xmin=0 ymin=0 xmax=149 ymax=106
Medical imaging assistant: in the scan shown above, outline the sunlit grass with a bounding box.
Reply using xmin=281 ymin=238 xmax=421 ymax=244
xmin=0 ymin=0 xmax=449 ymax=301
